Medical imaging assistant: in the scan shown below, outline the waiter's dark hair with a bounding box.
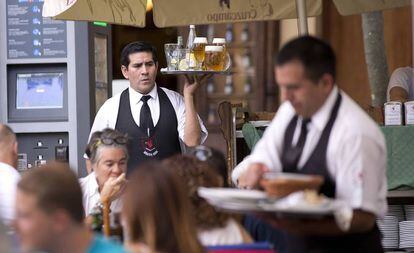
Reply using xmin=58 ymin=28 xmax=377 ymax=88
xmin=275 ymin=36 xmax=336 ymax=83
xmin=121 ymin=41 xmax=158 ymax=68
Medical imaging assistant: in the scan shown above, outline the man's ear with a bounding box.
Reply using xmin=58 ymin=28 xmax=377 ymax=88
xmin=13 ymin=141 xmax=18 ymax=156
xmin=121 ymin=65 xmax=129 ymax=80
xmin=52 ymin=209 xmax=72 ymax=232
xmin=320 ymin=73 xmax=334 ymax=91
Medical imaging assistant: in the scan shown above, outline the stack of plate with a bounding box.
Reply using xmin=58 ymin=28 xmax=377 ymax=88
xmin=404 ymin=205 xmax=414 ymax=221
xmin=399 ymin=221 xmax=414 ymax=250
xmin=377 ymin=216 xmax=399 ymax=250
xmin=388 ymin=205 xmax=405 ymax=222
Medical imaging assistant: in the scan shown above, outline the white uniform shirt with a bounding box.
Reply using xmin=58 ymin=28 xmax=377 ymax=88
xmin=232 ymin=86 xmax=388 ymax=218
xmin=0 ymin=162 xmax=20 ymax=225
xmin=79 ymin=172 xmax=122 ymax=216
xmin=387 ymin=66 xmax=414 ymax=101
xmin=88 ymin=84 xmax=208 ymax=152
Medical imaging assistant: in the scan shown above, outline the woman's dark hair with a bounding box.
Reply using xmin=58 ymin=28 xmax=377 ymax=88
xmin=163 ymin=155 xmax=230 ymax=230
xmin=122 ymin=162 xmax=204 ymax=253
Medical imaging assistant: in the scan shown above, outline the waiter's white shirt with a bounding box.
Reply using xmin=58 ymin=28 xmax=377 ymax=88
xmin=232 ymin=86 xmax=388 ymax=218
xmin=79 ymin=172 xmax=122 ymax=216
xmin=89 ymin=84 xmax=208 ymax=152
xmin=0 ymin=162 xmax=20 ymax=225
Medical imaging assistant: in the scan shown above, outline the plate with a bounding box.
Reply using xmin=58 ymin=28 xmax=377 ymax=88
xmin=249 ymin=120 xmax=271 ymax=127
xmin=198 ymin=187 xmax=268 ymax=203
xmin=160 ymin=68 xmax=231 ymax=75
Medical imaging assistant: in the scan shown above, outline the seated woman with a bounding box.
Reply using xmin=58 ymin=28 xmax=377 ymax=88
xmin=122 ymin=162 xmax=205 ymax=253
xmin=80 ymin=128 xmax=128 ymax=216
xmin=163 ymin=155 xmax=252 ymax=246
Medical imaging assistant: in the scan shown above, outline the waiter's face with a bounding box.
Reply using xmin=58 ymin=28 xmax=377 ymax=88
xmin=121 ymin=51 xmax=158 ymax=94
xmin=93 ymin=146 xmax=127 ymax=189
xmin=275 ymin=60 xmax=333 ymax=118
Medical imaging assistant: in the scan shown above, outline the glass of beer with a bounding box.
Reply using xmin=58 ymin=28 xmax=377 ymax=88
xmin=192 ymin=37 xmax=207 ymax=70
xmin=212 ymin=38 xmax=231 ymax=71
xmin=205 ymin=45 xmax=225 ymax=71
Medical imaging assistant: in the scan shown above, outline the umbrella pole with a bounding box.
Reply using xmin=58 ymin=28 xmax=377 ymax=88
xmin=295 ymin=0 xmax=308 ymax=35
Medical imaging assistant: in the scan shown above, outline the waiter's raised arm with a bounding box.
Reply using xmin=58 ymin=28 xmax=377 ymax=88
xmin=182 ymin=74 xmax=210 ymax=146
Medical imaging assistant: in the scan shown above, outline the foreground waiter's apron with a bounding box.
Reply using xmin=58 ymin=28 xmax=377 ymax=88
xmin=281 ymin=93 xmax=383 ymax=253
xmin=116 ymin=88 xmax=181 ymax=173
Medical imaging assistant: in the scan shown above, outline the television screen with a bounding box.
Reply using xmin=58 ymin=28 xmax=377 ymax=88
xmin=16 ymin=73 xmax=64 ymax=109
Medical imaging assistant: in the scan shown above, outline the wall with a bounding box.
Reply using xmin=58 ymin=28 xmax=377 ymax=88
xmin=322 ymin=2 xmax=412 ymax=109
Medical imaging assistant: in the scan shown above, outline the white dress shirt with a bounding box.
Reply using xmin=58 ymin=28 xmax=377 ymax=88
xmin=232 ymin=86 xmax=388 ymax=218
xmin=88 ymin=84 xmax=208 ymax=152
xmin=79 ymin=172 xmax=122 ymax=216
xmin=0 ymin=162 xmax=20 ymax=225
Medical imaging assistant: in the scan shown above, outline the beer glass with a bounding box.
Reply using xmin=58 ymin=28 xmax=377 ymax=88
xmin=205 ymin=45 xmax=225 ymax=71
xmin=192 ymin=37 xmax=207 ymax=70
xmin=212 ymin=38 xmax=231 ymax=71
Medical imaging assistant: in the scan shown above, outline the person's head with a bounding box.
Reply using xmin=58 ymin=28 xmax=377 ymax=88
xmin=86 ymin=128 xmax=128 ymax=189
xmin=122 ymin=162 xmax=204 ymax=253
xmin=163 ymin=155 xmax=229 ymax=230
xmin=275 ymin=36 xmax=336 ymax=118
xmin=15 ymin=162 xmax=84 ymax=253
xmin=0 ymin=124 xmax=18 ymax=169
xmin=120 ymin=41 xmax=159 ymax=94
xmin=189 ymin=145 xmax=229 ymax=187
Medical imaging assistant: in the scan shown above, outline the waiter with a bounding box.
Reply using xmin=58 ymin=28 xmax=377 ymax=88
xmin=89 ymin=41 xmax=208 ymax=173
xmin=232 ymin=36 xmax=387 ymax=253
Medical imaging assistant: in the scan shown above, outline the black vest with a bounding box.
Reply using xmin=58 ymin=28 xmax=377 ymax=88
xmin=115 ymin=88 xmax=182 ymax=173
xmin=281 ymin=93 xmax=383 ymax=253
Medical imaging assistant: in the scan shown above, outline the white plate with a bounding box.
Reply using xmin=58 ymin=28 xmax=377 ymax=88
xmin=263 ymin=172 xmax=319 ymax=181
xmin=249 ymin=120 xmax=271 ymax=127
xmin=198 ymin=187 xmax=268 ymax=202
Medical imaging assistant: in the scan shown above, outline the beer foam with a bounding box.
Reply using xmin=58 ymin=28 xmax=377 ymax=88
xmin=194 ymin=37 xmax=207 ymax=44
xmin=205 ymin=45 xmax=223 ymax=52
xmin=212 ymin=38 xmax=226 ymax=44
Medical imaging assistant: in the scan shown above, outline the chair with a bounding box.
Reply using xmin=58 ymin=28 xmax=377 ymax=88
xmin=207 ymin=242 xmax=276 ymax=253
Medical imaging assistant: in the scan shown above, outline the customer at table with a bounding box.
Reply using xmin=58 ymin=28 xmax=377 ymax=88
xmin=0 ymin=124 xmax=20 ymax=226
xmin=80 ymin=128 xmax=128 ymax=216
xmin=88 ymin=41 xmax=208 ymax=173
xmin=14 ymin=162 xmax=126 ymax=253
xmin=232 ymin=36 xmax=387 ymax=253
xmin=122 ymin=161 xmax=205 ymax=253
xmin=164 ymin=154 xmax=252 ymax=246
xmin=387 ymin=66 xmax=414 ymax=102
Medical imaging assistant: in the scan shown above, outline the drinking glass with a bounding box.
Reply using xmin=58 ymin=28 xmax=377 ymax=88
xmin=164 ymin=43 xmax=179 ymax=70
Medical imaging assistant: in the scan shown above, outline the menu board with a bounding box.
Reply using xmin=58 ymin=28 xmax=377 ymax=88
xmin=6 ymin=0 xmax=67 ymax=59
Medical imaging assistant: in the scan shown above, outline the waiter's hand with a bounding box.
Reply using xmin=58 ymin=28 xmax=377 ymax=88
xmin=183 ymin=74 xmax=212 ymax=97
xmin=100 ymin=173 xmax=127 ymax=203
xmin=238 ymin=163 xmax=269 ymax=189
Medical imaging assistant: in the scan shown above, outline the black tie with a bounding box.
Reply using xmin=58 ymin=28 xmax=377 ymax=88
xmin=289 ymin=118 xmax=311 ymax=168
xmin=140 ymin=95 xmax=154 ymax=135
xmin=296 ymin=118 xmax=311 ymax=150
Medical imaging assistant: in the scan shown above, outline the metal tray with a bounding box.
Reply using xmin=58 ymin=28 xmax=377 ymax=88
xmin=160 ymin=68 xmax=231 ymax=75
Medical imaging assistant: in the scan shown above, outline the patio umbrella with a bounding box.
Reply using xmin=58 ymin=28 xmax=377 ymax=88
xmin=294 ymin=0 xmax=411 ymax=34
xmin=42 ymin=0 xmax=323 ymax=27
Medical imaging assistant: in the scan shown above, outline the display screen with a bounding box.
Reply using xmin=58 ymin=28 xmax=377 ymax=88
xmin=16 ymin=73 xmax=64 ymax=109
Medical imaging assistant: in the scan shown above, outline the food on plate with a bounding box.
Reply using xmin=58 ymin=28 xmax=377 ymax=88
xmin=260 ymin=173 xmax=324 ymax=198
